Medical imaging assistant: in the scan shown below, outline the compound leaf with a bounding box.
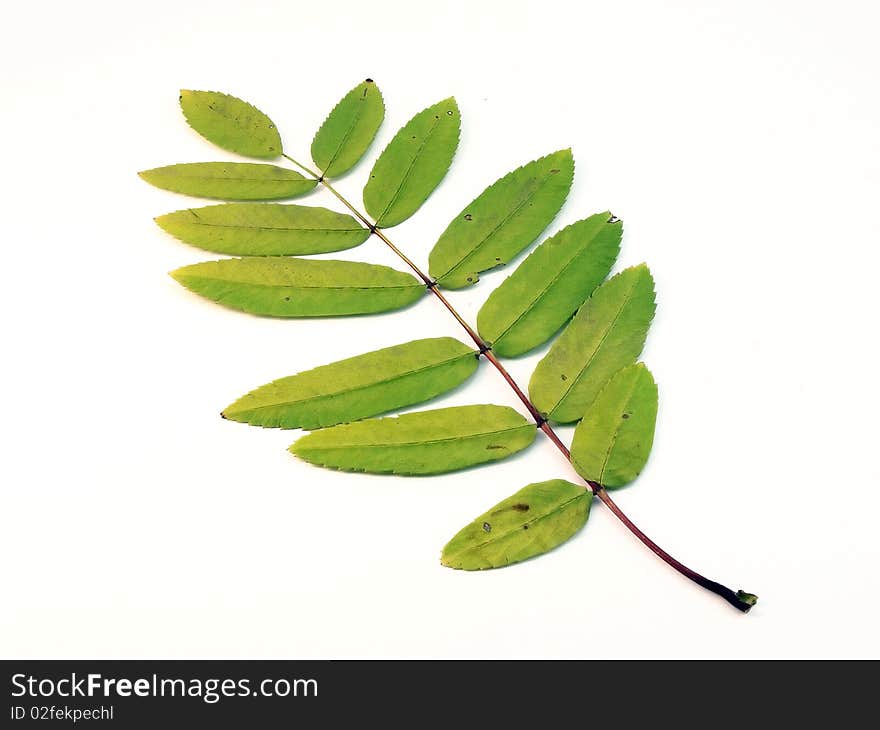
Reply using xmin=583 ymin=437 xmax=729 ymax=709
xmin=429 ymin=149 xmax=574 ymax=289
xmin=223 ymin=337 xmax=479 ymax=429
xmin=363 ymin=98 xmax=460 ymax=228
xmin=290 ymin=404 xmax=535 ymax=475
xmin=441 ymin=479 xmax=591 ymax=569
xmin=180 ymin=90 xmax=282 ymax=158
xmin=139 ymin=163 xmax=316 ymax=201
xmin=312 ymin=79 xmax=385 ymax=178
xmin=155 ymin=203 xmax=369 ymax=256
xmin=571 ymin=363 xmax=658 ymax=488
xmin=477 ymin=212 xmax=621 ymax=357
xmin=529 ymin=264 xmax=656 ymax=423
xmin=170 ymin=257 xmax=424 ymax=317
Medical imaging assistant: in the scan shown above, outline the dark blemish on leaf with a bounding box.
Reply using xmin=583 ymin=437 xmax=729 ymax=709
xmin=522 ymin=524 xmax=530 ymax=530
xmin=467 ymin=277 xmax=473 ymax=282
xmin=365 ymin=78 xmax=374 ymax=83
xmin=492 ymin=503 xmax=529 ymax=516
xmin=435 ymin=115 xmax=440 ymax=119
xmin=482 ymin=522 xmax=491 ymax=533
xmin=447 ymin=110 xmax=453 ymax=115
xmin=622 ymin=413 xmax=630 ymax=419
xmin=464 ymin=214 xmax=473 ymax=221
xmin=608 ymin=213 xmax=620 ymax=224
xmin=486 ymin=444 xmax=506 ymax=450
xmin=561 ymin=374 xmax=567 ymax=381
xmin=495 ymin=257 xmax=501 ymax=261
xmin=283 ymin=296 xmax=291 ymax=302
xmin=550 ymin=168 xmax=560 ymax=174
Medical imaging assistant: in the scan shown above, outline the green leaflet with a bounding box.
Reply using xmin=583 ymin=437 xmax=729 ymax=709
xmin=170 ymin=257 xmax=424 ymax=317
xmin=428 ymin=150 xmax=575 ymax=289
xmin=155 ymin=203 xmax=369 ymax=256
xmin=363 ymin=98 xmax=460 ymax=228
xmin=223 ymin=337 xmax=479 ymax=429
xmin=441 ymin=480 xmax=591 ymax=569
xmin=312 ymin=80 xmax=385 ymax=178
xmin=477 ymin=213 xmax=622 ymax=357
xmin=529 ymin=264 xmax=656 ymax=423
xmin=290 ymin=405 xmax=536 ymax=475
xmin=180 ymin=90 xmax=282 ymax=158
xmin=571 ymin=364 xmax=658 ymax=488
xmin=139 ymin=163 xmax=316 ymax=201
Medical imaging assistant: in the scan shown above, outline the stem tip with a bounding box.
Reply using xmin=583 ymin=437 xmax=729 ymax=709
xmin=735 ymin=590 xmax=758 ymax=612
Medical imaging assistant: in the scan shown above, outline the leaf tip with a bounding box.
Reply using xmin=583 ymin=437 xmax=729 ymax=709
xmin=439 ymin=548 xmax=459 ymax=569
xmin=168 ymin=266 xmax=189 ymax=286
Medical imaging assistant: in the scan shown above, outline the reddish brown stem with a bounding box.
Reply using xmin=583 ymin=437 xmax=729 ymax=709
xmin=281 ymin=153 xmax=756 ymax=613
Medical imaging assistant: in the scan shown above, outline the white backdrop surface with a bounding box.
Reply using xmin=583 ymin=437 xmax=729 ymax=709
xmin=1 ymin=0 xmax=878 ymax=658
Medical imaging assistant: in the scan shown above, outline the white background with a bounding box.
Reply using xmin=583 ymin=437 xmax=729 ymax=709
xmin=1 ymin=0 xmax=878 ymax=659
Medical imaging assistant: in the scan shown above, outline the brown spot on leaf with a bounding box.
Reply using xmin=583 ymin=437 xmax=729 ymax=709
xmin=464 ymin=214 xmax=473 ymax=221
xmin=482 ymin=522 xmax=491 ymax=533
xmin=512 ymin=503 xmax=530 ymax=512
xmin=622 ymin=413 xmax=630 ymax=419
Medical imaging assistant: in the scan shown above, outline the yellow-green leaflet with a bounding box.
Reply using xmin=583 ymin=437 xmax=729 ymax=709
xmin=529 ymin=264 xmax=656 ymax=423
xmin=363 ymin=98 xmax=460 ymax=228
xmin=155 ymin=203 xmax=369 ymax=256
xmin=311 ymin=80 xmax=385 ymax=178
xmin=170 ymin=257 xmax=424 ymax=318
xmin=139 ymin=163 xmax=316 ymax=201
xmin=223 ymin=338 xmax=479 ymax=429
xmin=441 ymin=480 xmax=591 ymax=569
xmin=180 ymin=90 xmax=282 ymax=158
xmin=571 ymin=364 xmax=658 ymax=489
xmin=428 ymin=150 xmax=575 ymax=289
xmin=290 ymin=405 xmax=536 ymax=475
xmin=477 ymin=213 xmax=622 ymax=356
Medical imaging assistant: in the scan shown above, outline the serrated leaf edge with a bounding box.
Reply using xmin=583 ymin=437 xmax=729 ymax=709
xmin=486 ymin=213 xmax=621 ymax=351
xmin=370 ymin=97 xmax=460 ymax=226
xmin=441 ymin=489 xmax=590 ymax=568
xmin=432 ymin=149 xmax=575 ymax=285
xmin=179 ymin=89 xmax=282 ymax=158
xmin=544 ymin=264 xmax=655 ymax=417
xmin=223 ymin=348 xmax=478 ymax=426
xmin=312 ymin=80 xmax=385 ymax=177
